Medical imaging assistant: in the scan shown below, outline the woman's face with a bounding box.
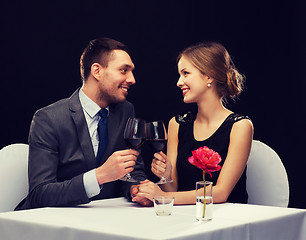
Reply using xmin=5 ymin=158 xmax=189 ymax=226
xmin=177 ymin=56 xmax=211 ymax=104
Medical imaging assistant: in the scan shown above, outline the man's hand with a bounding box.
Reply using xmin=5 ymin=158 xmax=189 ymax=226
xmin=95 ymin=149 xmax=139 ymax=185
xmin=133 ymin=180 xmax=165 ymax=202
xmin=130 ymin=184 xmax=153 ymax=206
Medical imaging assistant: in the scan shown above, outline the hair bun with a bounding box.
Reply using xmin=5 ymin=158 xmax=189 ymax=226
xmin=225 ymin=66 xmax=245 ymax=99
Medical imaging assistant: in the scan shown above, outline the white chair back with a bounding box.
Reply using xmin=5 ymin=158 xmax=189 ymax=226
xmin=0 ymin=143 xmax=29 ymax=212
xmin=246 ymin=140 xmax=289 ymax=207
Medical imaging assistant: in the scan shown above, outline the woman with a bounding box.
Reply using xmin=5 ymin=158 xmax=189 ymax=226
xmin=133 ymin=42 xmax=253 ymax=205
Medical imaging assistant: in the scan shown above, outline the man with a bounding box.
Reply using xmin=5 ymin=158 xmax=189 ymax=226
xmin=16 ymin=37 xmax=149 ymax=210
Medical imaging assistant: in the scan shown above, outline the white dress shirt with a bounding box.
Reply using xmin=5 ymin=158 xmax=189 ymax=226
xmin=79 ymin=89 xmax=109 ymax=198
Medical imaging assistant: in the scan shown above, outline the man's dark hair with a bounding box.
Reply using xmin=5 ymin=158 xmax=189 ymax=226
xmin=80 ymin=37 xmax=130 ymax=82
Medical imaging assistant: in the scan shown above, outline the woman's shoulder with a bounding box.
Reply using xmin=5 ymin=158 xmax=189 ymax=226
xmin=229 ymin=113 xmax=254 ymax=137
xmin=223 ymin=113 xmax=253 ymax=136
xmin=174 ymin=112 xmax=197 ymax=125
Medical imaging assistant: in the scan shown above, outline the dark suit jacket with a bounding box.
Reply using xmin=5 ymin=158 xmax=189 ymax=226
xmin=16 ymin=89 xmax=147 ymax=210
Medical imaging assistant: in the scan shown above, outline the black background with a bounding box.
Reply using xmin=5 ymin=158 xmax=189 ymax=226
xmin=1 ymin=0 xmax=305 ymax=208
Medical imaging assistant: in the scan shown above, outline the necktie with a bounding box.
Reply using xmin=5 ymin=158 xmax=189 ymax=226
xmin=96 ymin=108 xmax=109 ymax=167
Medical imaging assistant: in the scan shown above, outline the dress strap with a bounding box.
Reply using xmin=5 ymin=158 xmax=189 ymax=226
xmin=175 ymin=112 xmax=196 ymax=125
xmin=225 ymin=113 xmax=251 ymax=123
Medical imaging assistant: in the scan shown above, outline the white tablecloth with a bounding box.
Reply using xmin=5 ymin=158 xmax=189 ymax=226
xmin=0 ymin=198 xmax=305 ymax=240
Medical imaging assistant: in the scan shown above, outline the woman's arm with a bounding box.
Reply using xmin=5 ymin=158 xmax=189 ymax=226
xmin=135 ymin=180 xmax=197 ymax=205
xmin=212 ymin=118 xmax=253 ymax=203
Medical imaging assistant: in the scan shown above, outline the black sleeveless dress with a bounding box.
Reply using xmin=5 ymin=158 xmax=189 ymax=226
xmin=175 ymin=112 xmax=250 ymax=203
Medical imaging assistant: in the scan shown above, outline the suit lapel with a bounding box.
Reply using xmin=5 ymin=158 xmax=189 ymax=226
xmin=69 ymin=90 xmax=96 ymax=170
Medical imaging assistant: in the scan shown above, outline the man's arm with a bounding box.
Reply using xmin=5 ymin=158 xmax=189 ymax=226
xmin=21 ymin=109 xmax=90 ymax=209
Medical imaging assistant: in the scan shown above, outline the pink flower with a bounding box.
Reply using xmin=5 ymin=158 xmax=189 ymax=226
xmin=188 ymin=146 xmax=222 ymax=177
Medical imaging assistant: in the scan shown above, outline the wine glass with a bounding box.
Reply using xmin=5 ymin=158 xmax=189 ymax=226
xmin=146 ymin=120 xmax=173 ymax=184
xmin=121 ymin=118 xmax=146 ymax=182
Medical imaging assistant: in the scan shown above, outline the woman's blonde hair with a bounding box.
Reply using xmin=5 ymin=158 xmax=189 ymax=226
xmin=178 ymin=42 xmax=245 ymax=102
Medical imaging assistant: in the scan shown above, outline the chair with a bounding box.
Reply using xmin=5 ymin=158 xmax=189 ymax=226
xmin=0 ymin=143 xmax=29 ymax=212
xmin=246 ymin=140 xmax=289 ymax=207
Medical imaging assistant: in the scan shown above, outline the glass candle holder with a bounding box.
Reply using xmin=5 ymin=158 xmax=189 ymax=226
xmin=153 ymin=196 xmax=174 ymax=216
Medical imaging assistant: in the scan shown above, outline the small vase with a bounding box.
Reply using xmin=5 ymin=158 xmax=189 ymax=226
xmin=196 ymin=181 xmax=213 ymax=221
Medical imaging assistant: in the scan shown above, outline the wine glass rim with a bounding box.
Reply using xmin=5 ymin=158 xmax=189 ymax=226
xmin=128 ymin=117 xmax=145 ymax=121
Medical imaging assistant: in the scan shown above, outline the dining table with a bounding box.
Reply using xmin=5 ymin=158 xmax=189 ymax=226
xmin=0 ymin=197 xmax=305 ymax=240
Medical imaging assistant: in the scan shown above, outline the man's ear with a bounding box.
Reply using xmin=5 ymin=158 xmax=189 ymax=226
xmin=91 ymin=63 xmax=103 ymax=80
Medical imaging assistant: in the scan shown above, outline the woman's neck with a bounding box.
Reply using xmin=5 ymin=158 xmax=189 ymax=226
xmin=196 ymin=97 xmax=231 ymax=125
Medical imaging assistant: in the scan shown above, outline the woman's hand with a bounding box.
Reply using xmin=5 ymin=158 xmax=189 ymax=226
xmin=151 ymin=151 xmax=172 ymax=180
xmin=132 ymin=180 xmax=166 ymax=202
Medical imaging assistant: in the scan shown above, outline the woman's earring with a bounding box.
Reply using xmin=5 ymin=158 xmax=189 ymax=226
xmin=207 ymin=83 xmax=212 ymax=88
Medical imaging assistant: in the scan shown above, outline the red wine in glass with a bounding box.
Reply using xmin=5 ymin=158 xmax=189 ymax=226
xmin=147 ymin=139 xmax=167 ymax=152
xmin=121 ymin=118 xmax=146 ymax=182
xmin=146 ymin=121 xmax=173 ymax=184
xmin=125 ymin=138 xmax=146 ymax=150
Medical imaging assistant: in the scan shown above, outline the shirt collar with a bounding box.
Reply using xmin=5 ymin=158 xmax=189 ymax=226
xmin=79 ymin=89 xmax=109 ymax=119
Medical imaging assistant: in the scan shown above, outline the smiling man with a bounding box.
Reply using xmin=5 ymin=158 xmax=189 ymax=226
xmin=16 ymin=37 xmax=149 ymax=210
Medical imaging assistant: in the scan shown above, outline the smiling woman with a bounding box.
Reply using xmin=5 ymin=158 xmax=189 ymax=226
xmin=133 ymin=42 xmax=253 ymax=206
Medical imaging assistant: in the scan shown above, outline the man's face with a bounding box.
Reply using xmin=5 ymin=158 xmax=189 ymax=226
xmin=97 ymin=50 xmax=135 ymax=105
